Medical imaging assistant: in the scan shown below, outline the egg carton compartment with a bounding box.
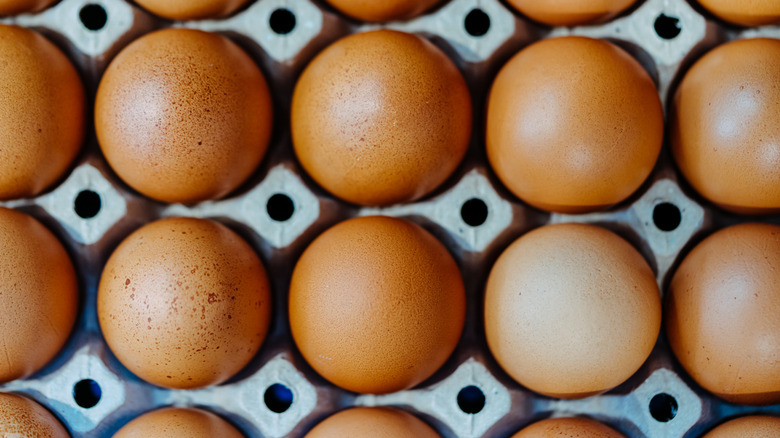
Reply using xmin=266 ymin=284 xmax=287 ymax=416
xmin=0 ymin=0 xmax=779 ymax=437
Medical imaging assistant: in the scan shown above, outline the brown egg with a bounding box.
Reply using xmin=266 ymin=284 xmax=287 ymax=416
xmin=703 ymin=416 xmax=780 ymax=437
xmin=485 ymin=223 xmax=661 ymax=399
xmin=0 ymin=207 xmax=78 ymax=383
xmin=0 ymin=393 xmax=69 ymax=437
xmin=291 ymin=30 xmax=471 ymax=206
xmin=698 ymin=0 xmax=780 ymax=26
xmin=505 ymin=0 xmax=636 ymax=26
xmin=98 ymin=217 xmax=271 ymax=389
xmin=0 ymin=0 xmax=58 ymax=15
xmin=134 ymin=0 xmax=249 ymax=20
xmin=113 ymin=407 xmax=243 ymax=438
xmin=666 ymin=223 xmax=780 ymax=405
xmin=95 ymin=28 xmax=272 ymax=204
xmin=289 ymin=216 xmax=465 ymax=394
xmin=324 ymin=0 xmax=442 ymax=22
xmin=0 ymin=25 xmax=84 ymax=200
xmin=671 ymin=38 xmax=780 ymax=214
xmin=512 ymin=417 xmax=625 ymax=437
xmin=486 ymin=36 xmax=662 ymax=213
xmin=305 ymin=407 xmax=440 ymax=438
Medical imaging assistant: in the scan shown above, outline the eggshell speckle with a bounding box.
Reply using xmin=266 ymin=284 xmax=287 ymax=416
xmin=512 ymin=417 xmax=625 ymax=437
xmin=703 ymin=416 xmax=780 ymax=437
xmin=323 ymin=0 xmax=442 ymax=22
xmin=697 ymin=0 xmax=780 ymax=26
xmin=666 ymin=223 xmax=780 ymax=405
xmin=0 ymin=25 xmax=84 ymax=200
xmin=98 ymin=217 xmax=271 ymax=389
xmin=289 ymin=216 xmax=465 ymax=394
xmin=486 ymin=36 xmax=662 ymax=213
xmin=305 ymin=407 xmax=440 ymax=438
xmin=292 ymin=30 xmax=472 ymax=206
xmin=134 ymin=0 xmax=249 ymax=20
xmin=0 ymin=393 xmax=69 ymax=437
xmin=0 ymin=207 xmax=78 ymax=384
xmin=506 ymin=0 xmax=636 ymax=26
xmin=671 ymin=38 xmax=780 ymax=214
xmin=113 ymin=407 xmax=244 ymax=438
xmin=485 ymin=223 xmax=661 ymax=399
xmin=95 ymin=28 xmax=272 ymax=204
xmin=0 ymin=0 xmax=57 ymax=15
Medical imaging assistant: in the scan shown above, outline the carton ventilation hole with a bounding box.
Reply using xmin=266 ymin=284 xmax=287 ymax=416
xmin=264 ymin=383 xmax=293 ymax=413
xmin=653 ymin=202 xmax=681 ymax=232
xmin=457 ymin=385 xmax=486 ymax=414
xmin=461 ymin=198 xmax=488 ymax=226
xmin=267 ymin=193 xmax=295 ymax=222
xmin=80 ymin=4 xmax=107 ymax=31
xmin=654 ymin=14 xmax=681 ymax=39
xmin=649 ymin=393 xmax=678 ymax=422
xmin=464 ymin=9 xmax=490 ymax=37
xmin=73 ymin=379 xmax=102 ymax=408
xmin=270 ymin=8 xmax=296 ymax=35
xmin=74 ymin=190 xmax=102 ymax=219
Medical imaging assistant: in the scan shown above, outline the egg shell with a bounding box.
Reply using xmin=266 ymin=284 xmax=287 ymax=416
xmin=291 ymin=29 xmax=472 ymax=206
xmin=0 ymin=207 xmax=78 ymax=383
xmin=304 ymin=407 xmax=440 ymax=438
xmin=485 ymin=223 xmax=661 ymax=399
xmin=134 ymin=0 xmax=249 ymax=20
xmin=0 ymin=25 xmax=84 ymax=200
xmin=697 ymin=0 xmax=780 ymax=26
xmin=97 ymin=217 xmax=271 ymax=389
xmin=0 ymin=0 xmax=57 ymax=15
xmin=671 ymin=38 xmax=780 ymax=214
xmin=0 ymin=393 xmax=69 ymax=437
xmin=323 ymin=0 xmax=442 ymax=22
xmin=703 ymin=415 xmax=780 ymax=437
xmin=666 ymin=223 xmax=780 ymax=405
xmin=95 ymin=28 xmax=272 ymax=204
xmin=512 ymin=417 xmax=625 ymax=437
xmin=486 ymin=36 xmax=662 ymax=213
xmin=505 ymin=0 xmax=636 ymax=26
xmin=113 ymin=407 xmax=244 ymax=438
xmin=289 ymin=216 xmax=465 ymax=394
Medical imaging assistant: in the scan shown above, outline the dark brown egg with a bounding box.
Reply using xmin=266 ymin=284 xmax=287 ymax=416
xmin=113 ymin=407 xmax=244 ymax=438
xmin=698 ymin=0 xmax=780 ymax=26
xmin=324 ymin=0 xmax=442 ymax=22
xmin=703 ymin=416 xmax=780 ymax=437
xmin=305 ymin=407 xmax=440 ymax=438
xmin=505 ymin=0 xmax=636 ymax=26
xmin=0 ymin=393 xmax=69 ymax=437
xmin=134 ymin=0 xmax=249 ymax=20
xmin=512 ymin=417 xmax=625 ymax=437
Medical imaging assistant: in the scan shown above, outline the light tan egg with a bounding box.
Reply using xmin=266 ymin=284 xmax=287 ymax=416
xmin=698 ymin=0 xmax=780 ymax=26
xmin=703 ymin=416 xmax=780 ymax=437
xmin=0 ymin=393 xmax=69 ymax=437
xmin=305 ymin=407 xmax=440 ymax=438
xmin=134 ymin=0 xmax=249 ymax=20
xmin=113 ymin=407 xmax=243 ymax=438
xmin=324 ymin=0 xmax=442 ymax=22
xmin=512 ymin=417 xmax=625 ymax=437
xmin=506 ymin=0 xmax=636 ymax=26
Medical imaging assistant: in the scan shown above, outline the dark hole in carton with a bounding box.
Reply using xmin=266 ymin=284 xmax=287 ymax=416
xmin=80 ymin=4 xmax=107 ymax=31
xmin=461 ymin=198 xmax=488 ymax=226
xmin=465 ymin=9 xmax=490 ymax=37
xmin=653 ymin=202 xmax=681 ymax=232
xmin=267 ymin=194 xmax=295 ymax=222
xmin=457 ymin=385 xmax=485 ymax=414
xmin=264 ymin=383 xmax=293 ymax=413
xmin=270 ymin=8 xmax=296 ymax=35
xmin=74 ymin=190 xmax=101 ymax=219
xmin=73 ymin=379 xmax=102 ymax=408
xmin=649 ymin=393 xmax=678 ymax=422
xmin=654 ymin=14 xmax=681 ymax=39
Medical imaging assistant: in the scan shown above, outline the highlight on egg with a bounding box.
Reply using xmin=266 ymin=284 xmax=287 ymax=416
xmin=304 ymin=407 xmax=440 ymax=438
xmin=0 ymin=392 xmax=69 ymax=437
xmin=113 ymin=407 xmax=244 ymax=438
xmin=512 ymin=417 xmax=626 ymax=437
xmin=134 ymin=0 xmax=250 ymax=20
xmin=323 ymin=0 xmax=442 ymax=22
xmin=702 ymin=415 xmax=780 ymax=437
xmin=0 ymin=0 xmax=58 ymax=15
xmin=505 ymin=0 xmax=636 ymax=26
xmin=697 ymin=0 xmax=780 ymax=26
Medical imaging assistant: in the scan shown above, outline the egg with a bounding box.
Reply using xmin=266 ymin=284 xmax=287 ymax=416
xmin=703 ymin=416 xmax=780 ymax=437
xmin=0 ymin=0 xmax=58 ymax=15
xmin=305 ymin=407 xmax=439 ymax=438
xmin=289 ymin=216 xmax=465 ymax=394
xmin=697 ymin=0 xmax=780 ymax=26
xmin=291 ymin=30 xmax=471 ymax=206
xmin=485 ymin=223 xmax=661 ymax=399
xmin=0 ymin=207 xmax=78 ymax=384
xmin=134 ymin=0 xmax=249 ymax=20
xmin=486 ymin=36 xmax=662 ymax=213
xmin=666 ymin=223 xmax=780 ymax=405
xmin=0 ymin=393 xmax=69 ymax=437
xmin=98 ymin=217 xmax=271 ymax=389
xmin=671 ymin=38 xmax=780 ymax=214
xmin=505 ymin=0 xmax=636 ymax=26
xmin=113 ymin=407 xmax=243 ymax=438
xmin=512 ymin=417 xmax=625 ymax=437
xmin=0 ymin=25 xmax=84 ymax=200
xmin=95 ymin=28 xmax=272 ymax=204
xmin=323 ymin=0 xmax=442 ymax=22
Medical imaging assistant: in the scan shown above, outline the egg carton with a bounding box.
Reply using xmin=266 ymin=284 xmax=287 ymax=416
xmin=1 ymin=0 xmax=779 ymax=436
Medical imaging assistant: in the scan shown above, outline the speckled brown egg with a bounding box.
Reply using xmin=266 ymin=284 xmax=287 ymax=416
xmin=512 ymin=417 xmax=625 ymax=437
xmin=505 ymin=0 xmax=636 ymax=26
xmin=671 ymin=38 xmax=780 ymax=214
xmin=113 ymin=407 xmax=244 ymax=438
xmin=291 ymin=30 xmax=471 ymax=206
xmin=324 ymin=0 xmax=442 ymax=22
xmin=0 ymin=0 xmax=58 ymax=15
xmin=0 ymin=207 xmax=78 ymax=384
xmin=698 ymin=0 xmax=780 ymax=26
xmin=703 ymin=416 xmax=780 ymax=437
xmin=134 ymin=0 xmax=249 ymax=20
xmin=289 ymin=216 xmax=465 ymax=394
xmin=0 ymin=25 xmax=84 ymax=200
xmin=95 ymin=28 xmax=272 ymax=204
xmin=485 ymin=223 xmax=661 ymax=399
xmin=0 ymin=393 xmax=69 ymax=437
xmin=305 ymin=407 xmax=440 ymax=438
xmin=97 ymin=217 xmax=271 ymax=389
xmin=666 ymin=223 xmax=780 ymax=405
xmin=486 ymin=36 xmax=662 ymax=213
